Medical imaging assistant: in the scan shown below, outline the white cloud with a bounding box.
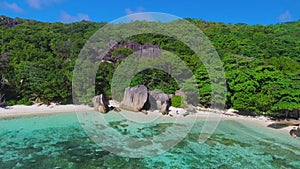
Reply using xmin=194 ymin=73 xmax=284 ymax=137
xmin=125 ymin=7 xmax=145 ymax=15
xmin=278 ymin=11 xmax=292 ymax=22
xmin=27 ymin=0 xmax=63 ymax=9
xmin=0 ymin=2 xmax=24 ymax=13
xmin=125 ymin=7 xmax=154 ymax=22
xmin=60 ymin=11 xmax=90 ymax=23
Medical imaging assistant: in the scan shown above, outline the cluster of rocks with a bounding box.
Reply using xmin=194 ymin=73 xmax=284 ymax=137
xmin=92 ymin=85 xmax=173 ymax=114
xmin=99 ymin=41 xmax=162 ymax=64
xmin=146 ymin=91 xmax=173 ymax=114
xmin=0 ymin=17 xmax=20 ymax=28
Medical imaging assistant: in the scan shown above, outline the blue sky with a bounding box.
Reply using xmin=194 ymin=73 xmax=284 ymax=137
xmin=0 ymin=0 xmax=299 ymax=25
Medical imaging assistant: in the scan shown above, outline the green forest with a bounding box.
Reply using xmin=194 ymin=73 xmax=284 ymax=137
xmin=0 ymin=16 xmax=300 ymax=117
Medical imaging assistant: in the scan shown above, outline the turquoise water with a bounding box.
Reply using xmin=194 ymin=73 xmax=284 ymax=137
xmin=0 ymin=112 xmax=300 ymax=169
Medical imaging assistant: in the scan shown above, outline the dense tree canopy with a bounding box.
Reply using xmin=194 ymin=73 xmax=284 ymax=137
xmin=0 ymin=15 xmax=299 ymax=117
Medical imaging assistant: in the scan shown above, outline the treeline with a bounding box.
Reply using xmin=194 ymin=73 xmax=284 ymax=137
xmin=0 ymin=16 xmax=299 ymax=116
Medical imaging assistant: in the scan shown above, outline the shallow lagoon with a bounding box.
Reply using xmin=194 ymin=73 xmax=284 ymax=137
xmin=0 ymin=112 xmax=300 ymax=169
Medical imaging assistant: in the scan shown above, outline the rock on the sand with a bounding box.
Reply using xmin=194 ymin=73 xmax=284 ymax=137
xmin=93 ymin=94 xmax=109 ymax=113
xmin=147 ymin=91 xmax=173 ymax=114
xmin=120 ymin=85 xmax=148 ymax=112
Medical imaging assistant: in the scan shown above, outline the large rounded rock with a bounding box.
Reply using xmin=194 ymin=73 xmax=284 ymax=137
xmin=120 ymin=85 xmax=148 ymax=112
xmin=148 ymin=91 xmax=173 ymax=114
xmin=92 ymin=94 xmax=109 ymax=113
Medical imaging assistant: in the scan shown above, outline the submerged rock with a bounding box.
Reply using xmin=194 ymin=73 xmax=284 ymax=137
xmin=120 ymin=85 xmax=148 ymax=112
xmin=267 ymin=123 xmax=289 ymax=129
xmin=92 ymin=94 xmax=109 ymax=113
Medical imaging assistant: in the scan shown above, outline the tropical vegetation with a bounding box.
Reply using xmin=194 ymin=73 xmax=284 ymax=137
xmin=0 ymin=16 xmax=299 ymax=117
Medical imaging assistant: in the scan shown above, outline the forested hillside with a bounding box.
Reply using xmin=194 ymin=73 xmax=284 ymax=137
xmin=0 ymin=16 xmax=299 ymax=116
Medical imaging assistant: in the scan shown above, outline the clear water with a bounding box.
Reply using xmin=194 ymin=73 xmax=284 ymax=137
xmin=0 ymin=112 xmax=300 ymax=169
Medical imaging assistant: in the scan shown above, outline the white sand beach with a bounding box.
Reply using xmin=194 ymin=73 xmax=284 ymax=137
xmin=0 ymin=103 xmax=93 ymax=118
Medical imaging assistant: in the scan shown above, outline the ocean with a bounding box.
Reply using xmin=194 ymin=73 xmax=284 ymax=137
xmin=0 ymin=112 xmax=299 ymax=169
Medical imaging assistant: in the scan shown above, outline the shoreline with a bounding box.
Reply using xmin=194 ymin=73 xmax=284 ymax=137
xmin=0 ymin=103 xmax=297 ymax=135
